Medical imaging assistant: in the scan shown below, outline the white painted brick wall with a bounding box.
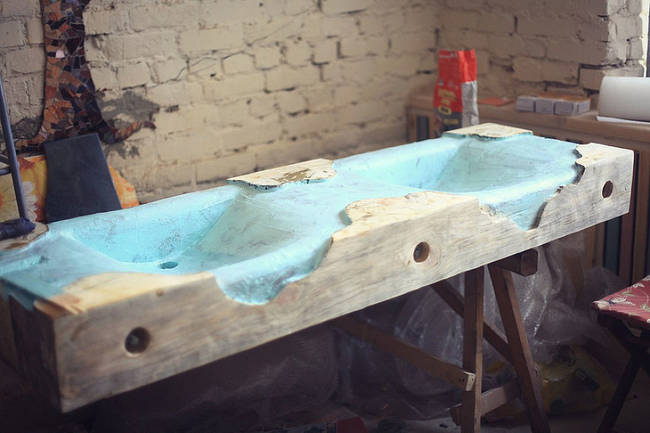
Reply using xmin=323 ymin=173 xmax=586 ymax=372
xmin=0 ymin=0 xmax=646 ymax=202
xmin=438 ymin=0 xmax=647 ymax=99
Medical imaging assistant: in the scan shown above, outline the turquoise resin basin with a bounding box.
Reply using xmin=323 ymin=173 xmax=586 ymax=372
xmin=0 ymin=131 xmax=581 ymax=306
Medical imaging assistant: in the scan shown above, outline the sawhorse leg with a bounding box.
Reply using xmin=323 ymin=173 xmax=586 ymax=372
xmin=462 ymin=267 xmax=484 ymax=433
xmin=488 ymin=263 xmax=550 ymax=433
xmin=333 ymin=250 xmax=551 ymax=433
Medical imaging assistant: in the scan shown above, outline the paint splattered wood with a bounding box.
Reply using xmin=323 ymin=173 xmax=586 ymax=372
xmin=229 ymin=159 xmax=336 ymax=189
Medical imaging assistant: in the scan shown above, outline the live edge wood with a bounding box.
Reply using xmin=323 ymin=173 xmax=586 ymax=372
xmin=4 ymin=135 xmax=633 ymax=411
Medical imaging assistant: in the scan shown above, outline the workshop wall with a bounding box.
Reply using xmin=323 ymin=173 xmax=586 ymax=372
xmin=0 ymin=0 xmax=437 ymax=201
xmin=0 ymin=0 xmax=646 ymax=201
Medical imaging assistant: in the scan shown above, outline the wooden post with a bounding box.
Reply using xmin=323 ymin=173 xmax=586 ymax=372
xmin=462 ymin=267 xmax=484 ymax=433
xmin=488 ymin=264 xmax=550 ymax=433
xmin=597 ymin=356 xmax=640 ymax=433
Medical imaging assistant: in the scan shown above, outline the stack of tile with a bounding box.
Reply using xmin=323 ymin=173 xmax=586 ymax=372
xmin=516 ymin=93 xmax=591 ymax=116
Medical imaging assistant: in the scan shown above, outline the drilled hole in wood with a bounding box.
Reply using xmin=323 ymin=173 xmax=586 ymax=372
xmin=602 ymin=181 xmax=613 ymax=198
xmin=125 ymin=327 xmax=150 ymax=355
xmin=413 ymin=242 xmax=430 ymax=263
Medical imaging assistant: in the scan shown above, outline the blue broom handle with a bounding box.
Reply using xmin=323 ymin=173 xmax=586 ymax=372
xmin=0 ymin=75 xmax=29 ymax=220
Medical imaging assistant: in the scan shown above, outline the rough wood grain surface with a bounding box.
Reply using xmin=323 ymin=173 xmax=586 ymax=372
xmin=6 ymin=136 xmax=634 ymax=411
xmin=228 ymin=158 xmax=335 ymax=188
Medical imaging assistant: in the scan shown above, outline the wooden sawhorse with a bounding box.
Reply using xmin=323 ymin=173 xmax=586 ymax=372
xmin=334 ymin=249 xmax=550 ymax=433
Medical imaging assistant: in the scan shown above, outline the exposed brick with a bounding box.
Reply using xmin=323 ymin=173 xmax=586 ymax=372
xmin=117 ymin=62 xmax=150 ymax=88
xmin=541 ymin=61 xmax=579 ymax=84
xmin=628 ymin=38 xmax=644 ymax=59
xmin=203 ymin=73 xmax=266 ymax=99
xmin=6 ymin=47 xmax=43 ymax=73
xmin=477 ymin=12 xmax=514 ymax=33
xmin=439 ymin=9 xmax=480 ymax=29
xmin=336 ymin=101 xmax=387 ymax=124
xmin=391 ymin=33 xmax=434 ymax=54
xmin=200 ymin=0 xmax=263 ymax=27
xmin=313 ymin=39 xmax=337 ymax=64
xmin=580 ymin=63 xmax=645 ymax=90
xmin=2 ymin=2 xmax=39 ymax=16
xmin=130 ymin=3 xmax=199 ymax=31
xmin=277 ymin=91 xmax=306 ymax=114
xmin=249 ymin=94 xmax=277 ymax=117
xmin=196 ymin=151 xmax=257 ymax=183
xmin=547 ymin=39 xmax=626 ymax=65
xmin=284 ymin=112 xmax=335 ymax=136
xmin=1 ymin=0 xmax=643 ymax=202
xmin=146 ymin=81 xmax=204 ymax=106
xmin=265 ymin=65 xmax=319 ymax=91
xmin=26 ymin=18 xmax=43 ymax=44
xmin=153 ymin=58 xmax=187 ymax=83
xmin=179 ymin=26 xmax=244 ymax=54
xmin=517 ymin=15 xmax=575 ymax=38
xmin=0 ymin=22 xmax=25 ymax=48
xmin=157 ymin=132 xmax=221 ymax=162
xmin=513 ymin=57 xmax=543 ymax=82
xmin=285 ymin=0 xmax=314 ymax=15
xmin=219 ymin=119 xmax=283 ymax=149
xmin=285 ymin=40 xmax=311 ymax=66
xmin=253 ymin=46 xmax=281 ymax=69
xmin=488 ymin=34 xmax=524 ymax=58
xmin=243 ymin=17 xmax=300 ymax=44
xmin=223 ymin=54 xmax=255 ymax=74
xmin=321 ymin=16 xmax=357 ymax=37
xmin=85 ymin=9 xmax=128 ymax=35
xmin=321 ymin=0 xmax=372 ymax=14
xmin=90 ymin=67 xmax=118 ymax=89
xmin=612 ymin=15 xmax=643 ymax=40
xmin=188 ymin=57 xmax=223 ymax=80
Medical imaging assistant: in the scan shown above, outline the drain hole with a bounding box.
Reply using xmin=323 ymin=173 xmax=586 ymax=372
xmin=602 ymin=181 xmax=613 ymax=198
xmin=413 ymin=242 xmax=430 ymax=263
xmin=160 ymin=261 xmax=178 ymax=269
xmin=125 ymin=327 xmax=150 ymax=355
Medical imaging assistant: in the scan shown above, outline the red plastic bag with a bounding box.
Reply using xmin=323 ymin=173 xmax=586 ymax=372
xmin=433 ymin=49 xmax=478 ymax=134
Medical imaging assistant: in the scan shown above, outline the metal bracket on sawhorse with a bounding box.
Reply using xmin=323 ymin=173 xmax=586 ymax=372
xmin=332 ymin=249 xmax=550 ymax=433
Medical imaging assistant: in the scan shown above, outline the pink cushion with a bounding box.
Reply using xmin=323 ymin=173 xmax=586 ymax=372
xmin=593 ymin=275 xmax=650 ymax=330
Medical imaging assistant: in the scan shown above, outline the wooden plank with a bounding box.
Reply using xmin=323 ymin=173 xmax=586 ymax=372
xmin=617 ymin=151 xmax=637 ymax=282
xmin=488 ymin=265 xmax=550 ymax=433
xmin=632 ymin=151 xmax=649 ymax=281
xmin=7 ymin=138 xmax=633 ymax=411
xmin=479 ymin=104 xmax=650 ymax=148
xmin=449 ymin=381 xmax=520 ymax=425
xmin=431 ymin=280 xmax=512 ymax=363
xmin=229 ymin=158 xmax=335 ymax=188
xmin=493 ymin=249 xmax=538 ymax=276
xmin=462 ymin=267 xmax=484 ymax=433
xmin=332 ymin=316 xmax=475 ymax=391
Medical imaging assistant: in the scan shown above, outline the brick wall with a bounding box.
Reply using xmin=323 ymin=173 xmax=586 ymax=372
xmin=1 ymin=0 xmax=437 ymax=201
xmin=438 ymin=0 xmax=647 ymax=97
xmin=0 ymin=0 xmax=647 ymax=201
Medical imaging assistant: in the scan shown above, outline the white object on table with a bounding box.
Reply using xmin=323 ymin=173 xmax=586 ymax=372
xmin=599 ymin=76 xmax=650 ymax=122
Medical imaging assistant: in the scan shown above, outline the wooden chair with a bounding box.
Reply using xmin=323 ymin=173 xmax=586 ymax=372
xmin=593 ymin=276 xmax=650 ymax=433
xmin=334 ymin=249 xmax=550 ymax=433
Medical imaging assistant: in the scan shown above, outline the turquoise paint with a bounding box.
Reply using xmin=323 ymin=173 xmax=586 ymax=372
xmin=0 ymin=133 xmax=582 ymax=306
